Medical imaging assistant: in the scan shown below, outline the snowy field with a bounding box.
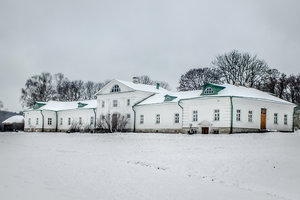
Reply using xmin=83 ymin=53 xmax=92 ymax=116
xmin=0 ymin=132 xmax=300 ymax=200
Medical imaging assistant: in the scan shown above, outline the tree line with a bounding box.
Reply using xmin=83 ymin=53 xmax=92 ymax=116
xmin=20 ymin=74 xmax=170 ymax=108
xmin=20 ymin=50 xmax=299 ymax=108
xmin=178 ymin=50 xmax=300 ymax=105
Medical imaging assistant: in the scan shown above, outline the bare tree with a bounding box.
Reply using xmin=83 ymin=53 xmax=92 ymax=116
xmin=135 ymin=75 xmax=170 ymax=90
xmin=287 ymin=74 xmax=300 ymax=104
xmin=178 ymin=67 xmax=222 ymax=91
xmin=211 ymin=50 xmax=269 ymax=87
xmin=96 ymin=113 xmax=129 ymax=133
xmin=21 ymin=72 xmax=56 ymax=107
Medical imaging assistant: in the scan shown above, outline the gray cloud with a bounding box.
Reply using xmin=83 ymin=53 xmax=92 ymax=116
xmin=0 ymin=0 xmax=299 ymax=111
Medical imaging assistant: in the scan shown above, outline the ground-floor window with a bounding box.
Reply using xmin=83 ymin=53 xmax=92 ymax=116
xmin=236 ymin=109 xmax=241 ymax=121
xmin=68 ymin=118 xmax=71 ymax=125
xmin=36 ymin=118 xmax=39 ymax=125
xmin=28 ymin=118 xmax=31 ymax=126
xmin=174 ymin=113 xmax=179 ymax=123
xmin=284 ymin=114 xmax=287 ymax=125
xmin=214 ymin=109 xmax=220 ymax=121
xmin=79 ymin=117 xmax=82 ymax=125
xmin=48 ymin=118 xmax=52 ymax=125
xmin=127 ymin=114 xmax=131 ymax=119
xmin=274 ymin=113 xmax=278 ymax=124
xmin=90 ymin=116 xmax=94 ymax=125
xmin=248 ymin=110 xmax=253 ymax=122
xmin=156 ymin=114 xmax=160 ymax=124
xmin=60 ymin=118 xmax=63 ymax=125
xmin=193 ymin=111 xmax=198 ymax=122
xmin=140 ymin=115 xmax=144 ymax=124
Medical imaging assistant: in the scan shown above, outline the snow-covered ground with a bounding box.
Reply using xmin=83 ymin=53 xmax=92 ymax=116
xmin=0 ymin=132 xmax=300 ymax=200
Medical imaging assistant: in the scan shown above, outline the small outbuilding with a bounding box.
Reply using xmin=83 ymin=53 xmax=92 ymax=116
xmin=1 ymin=115 xmax=24 ymax=132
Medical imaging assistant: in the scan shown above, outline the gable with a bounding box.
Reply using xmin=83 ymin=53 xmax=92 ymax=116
xmin=95 ymin=80 xmax=135 ymax=95
xmin=201 ymin=83 xmax=225 ymax=95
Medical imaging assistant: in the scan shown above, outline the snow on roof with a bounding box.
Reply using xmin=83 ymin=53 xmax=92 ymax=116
xmin=215 ymin=84 xmax=294 ymax=105
xmin=2 ymin=115 xmax=24 ymax=124
xmin=137 ymin=83 xmax=294 ymax=106
xmin=27 ymin=100 xmax=97 ymax=112
xmin=137 ymin=90 xmax=201 ymax=105
xmin=116 ymin=79 xmax=169 ymax=94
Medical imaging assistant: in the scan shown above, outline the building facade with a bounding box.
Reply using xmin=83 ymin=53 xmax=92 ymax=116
xmin=24 ymin=80 xmax=297 ymax=133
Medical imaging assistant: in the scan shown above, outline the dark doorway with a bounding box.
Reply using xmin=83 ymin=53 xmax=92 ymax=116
xmin=202 ymin=127 xmax=209 ymax=134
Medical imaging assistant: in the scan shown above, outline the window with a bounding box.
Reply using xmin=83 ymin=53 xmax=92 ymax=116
xmin=127 ymin=114 xmax=131 ymax=119
xmin=127 ymin=99 xmax=130 ymax=106
xmin=140 ymin=115 xmax=144 ymax=124
xmin=174 ymin=113 xmax=179 ymax=123
xmin=113 ymin=100 xmax=118 ymax=107
xmin=36 ymin=118 xmax=39 ymax=125
xmin=79 ymin=117 xmax=82 ymax=125
xmin=204 ymin=87 xmax=214 ymax=94
xmin=248 ymin=111 xmax=253 ymax=122
xmin=101 ymin=115 xmax=105 ymax=120
xmin=90 ymin=116 xmax=94 ymax=125
xmin=214 ymin=109 xmax=220 ymax=121
xmin=48 ymin=118 xmax=52 ymax=125
xmin=156 ymin=114 xmax=160 ymax=124
xmin=102 ymin=101 xmax=105 ymax=108
xmin=28 ymin=118 xmax=31 ymax=126
xmin=60 ymin=118 xmax=63 ymax=125
xmin=284 ymin=114 xmax=287 ymax=125
xmin=193 ymin=111 xmax=198 ymax=122
xmin=111 ymin=85 xmax=120 ymax=93
xmin=274 ymin=113 xmax=278 ymax=124
xmin=236 ymin=109 xmax=241 ymax=121
xmin=68 ymin=118 xmax=71 ymax=125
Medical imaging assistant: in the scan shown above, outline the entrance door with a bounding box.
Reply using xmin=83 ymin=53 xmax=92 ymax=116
xmin=260 ymin=108 xmax=266 ymax=130
xmin=202 ymin=127 xmax=209 ymax=134
xmin=112 ymin=113 xmax=118 ymax=131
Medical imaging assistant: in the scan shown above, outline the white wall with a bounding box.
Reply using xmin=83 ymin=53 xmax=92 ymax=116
xmin=97 ymin=82 xmax=153 ymax=130
xmin=57 ymin=109 xmax=96 ymax=131
xmin=24 ymin=110 xmax=56 ymax=131
xmin=135 ymin=103 xmax=182 ymax=130
xmin=232 ymin=97 xmax=294 ymax=131
xmin=181 ymin=97 xmax=231 ymax=129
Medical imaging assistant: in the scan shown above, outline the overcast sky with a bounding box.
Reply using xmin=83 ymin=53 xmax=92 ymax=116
xmin=0 ymin=0 xmax=299 ymax=112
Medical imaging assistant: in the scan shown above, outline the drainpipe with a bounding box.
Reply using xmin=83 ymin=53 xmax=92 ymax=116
xmin=55 ymin=111 xmax=58 ymax=132
xmin=230 ymin=96 xmax=233 ymax=134
xmin=293 ymin=106 xmax=298 ymax=132
xmin=93 ymin=108 xmax=97 ymax=129
xmin=178 ymin=100 xmax=183 ymax=130
xmin=131 ymin=93 xmax=156 ymax=132
xmin=40 ymin=110 xmax=44 ymax=132
xmin=132 ymin=105 xmax=136 ymax=132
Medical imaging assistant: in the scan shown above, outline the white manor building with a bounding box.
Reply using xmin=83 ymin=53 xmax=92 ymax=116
xmin=24 ymin=79 xmax=297 ymax=133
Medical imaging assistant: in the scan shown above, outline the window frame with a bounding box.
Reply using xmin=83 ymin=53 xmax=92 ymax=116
xmin=140 ymin=115 xmax=144 ymax=124
xmin=284 ymin=114 xmax=287 ymax=125
xmin=36 ymin=118 xmax=39 ymax=125
xmin=156 ymin=114 xmax=160 ymax=124
xmin=111 ymin=85 xmax=121 ymax=93
xmin=113 ymin=100 xmax=118 ymax=107
xmin=127 ymin=99 xmax=130 ymax=106
xmin=79 ymin=117 xmax=82 ymax=125
xmin=236 ymin=109 xmax=241 ymax=121
xmin=204 ymin=87 xmax=214 ymax=94
xmin=248 ymin=110 xmax=253 ymax=122
xmin=193 ymin=110 xmax=198 ymax=122
xmin=274 ymin=113 xmax=278 ymax=124
xmin=214 ymin=109 xmax=220 ymax=121
xmin=174 ymin=113 xmax=180 ymax=123
xmin=68 ymin=118 xmax=71 ymax=126
xmin=48 ymin=118 xmax=52 ymax=125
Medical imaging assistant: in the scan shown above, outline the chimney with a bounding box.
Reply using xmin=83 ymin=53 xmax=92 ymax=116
xmin=156 ymin=83 xmax=160 ymax=89
xmin=132 ymin=77 xmax=139 ymax=84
